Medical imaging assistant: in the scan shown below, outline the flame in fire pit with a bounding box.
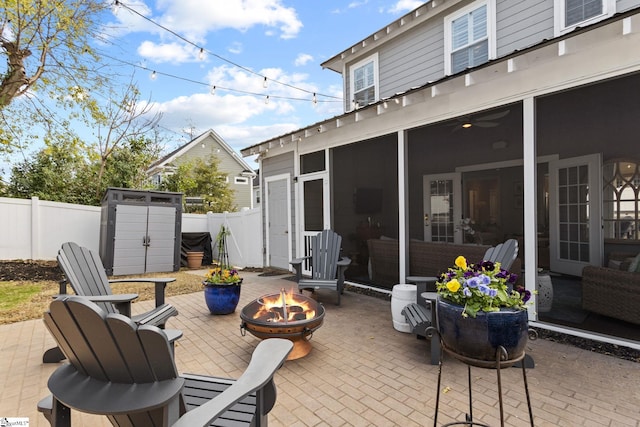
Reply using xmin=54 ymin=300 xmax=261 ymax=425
xmin=253 ymin=288 xmax=316 ymax=323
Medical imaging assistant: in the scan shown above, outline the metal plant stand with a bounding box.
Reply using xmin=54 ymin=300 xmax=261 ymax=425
xmin=431 ymin=327 xmax=536 ymax=427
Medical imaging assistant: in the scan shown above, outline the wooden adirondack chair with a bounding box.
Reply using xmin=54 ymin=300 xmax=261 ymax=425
xmin=38 ymin=296 xmax=293 ymax=427
xmin=43 ymin=242 xmax=179 ymax=363
xmin=483 ymin=238 xmax=518 ymax=270
xmin=290 ymin=230 xmax=351 ymax=306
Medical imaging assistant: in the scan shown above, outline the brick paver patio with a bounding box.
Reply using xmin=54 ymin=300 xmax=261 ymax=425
xmin=1 ymin=271 xmax=638 ymax=426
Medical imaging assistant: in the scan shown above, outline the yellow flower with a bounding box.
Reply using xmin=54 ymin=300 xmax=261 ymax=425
xmin=446 ymin=279 xmax=461 ymax=292
xmin=454 ymin=256 xmax=467 ymax=270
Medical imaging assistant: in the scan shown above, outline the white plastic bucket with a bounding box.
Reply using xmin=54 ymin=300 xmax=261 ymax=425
xmin=391 ymin=284 xmax=417 ymax=333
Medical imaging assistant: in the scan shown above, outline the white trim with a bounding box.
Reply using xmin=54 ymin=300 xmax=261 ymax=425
xmin=234 ymin=176 xmax=249 ymax=185
xmin=529 ymin=321 xmax=640 ymax=350
xmin=454 ymin=154 xmax=560 ymax=173
xmin=444 ymin=0 xmax=496 ymax=76
xmin=554 ymin=0 xmax=616 ymax=36
xmin=348 ymin=52 xmax=380 ymax=111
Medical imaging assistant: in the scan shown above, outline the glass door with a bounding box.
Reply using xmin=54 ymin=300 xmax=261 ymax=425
xmin=423 ymin=173 xmax=462 ymax=243
xmin=549 ymin=154 xmax=602 ymax=276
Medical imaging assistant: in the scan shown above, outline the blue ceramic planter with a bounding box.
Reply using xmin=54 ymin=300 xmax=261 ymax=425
xmin=203 ymin=280 xmax=242 ymax=315
xmin=437 ymin=297 xmax=528 ymax=364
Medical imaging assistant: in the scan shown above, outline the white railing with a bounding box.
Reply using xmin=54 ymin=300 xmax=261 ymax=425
xmin=0 ymin=197 xmax=263 ymax=267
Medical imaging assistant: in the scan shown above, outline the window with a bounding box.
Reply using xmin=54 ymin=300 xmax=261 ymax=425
xmin=349 ymin=53 xmax=378 ymax=109
xmin=555 ymin=0 xmax=614 ymax=35
xmin=602 ymin=160 xmax=639 ymax=241
xmin=234 ymin=177 xmax=249 ymax=185
xmin=444 ymin=0 xmax=495 ymax=75
xmin=301 ymin=150 xmax=326 ymax=174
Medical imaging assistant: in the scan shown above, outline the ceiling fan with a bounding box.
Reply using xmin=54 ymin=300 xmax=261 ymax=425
xmin=449 ymin=109 xmax=510 ymax=132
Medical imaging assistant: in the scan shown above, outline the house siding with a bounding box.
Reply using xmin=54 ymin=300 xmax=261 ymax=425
xmin=496 ymin=0 xmax=554 ymax=57
xmin=173 ymin=134 xmax=253 ymax=210
xmin=262 ymin=152 xmax=296 ymax=263
xmin=343 ymin=0 xmax=640 ymax=108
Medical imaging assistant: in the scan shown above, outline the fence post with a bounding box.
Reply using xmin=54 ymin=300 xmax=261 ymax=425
xmin=31 ymin=197 xmax=41 ymax=260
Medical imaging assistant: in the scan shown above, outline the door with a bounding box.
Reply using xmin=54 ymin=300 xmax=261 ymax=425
xmin=145 ymin=206 xmax=177 ymax=273
xmin=549 ymin=154 xmax=602 ymax=276
xmin=113 ymin=204 xmax=148 ymax=275
xmin=266 ymin=176 xmax=291 ymax=270
xmin=423 ymin=173 xmax=462 ymax=243
xmin=299 ymin=172 xmax=330 ymax=275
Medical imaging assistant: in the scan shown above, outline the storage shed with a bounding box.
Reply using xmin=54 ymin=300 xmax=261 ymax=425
xmin=100 ymin=188 xmax=182 ymax=275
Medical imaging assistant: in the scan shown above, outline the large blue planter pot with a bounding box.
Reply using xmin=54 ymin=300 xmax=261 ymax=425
xmin=203 ymin=280 xmax=242 ymax=315
xmin=437 ymin=297 xmax=528 ymax=365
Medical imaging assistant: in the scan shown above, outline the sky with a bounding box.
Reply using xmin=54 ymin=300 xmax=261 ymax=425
xmin=91 ymin=0 xmax=426 ymax=169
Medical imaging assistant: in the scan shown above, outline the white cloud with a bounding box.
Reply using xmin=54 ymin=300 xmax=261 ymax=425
xmin=227 ymin=42 xmax=243 ymax=55
xmin=348 ymin=0 xmax=369 ymax=9
xmin=121 ymin=0 xmax=303 ymax=41
xmin=387 ymin=0 xmax=425 ymax=14
xmin=137 ymin=41 xmax=199 ymax=63
xmin=294 ymin=53 xmax=313 ymax=67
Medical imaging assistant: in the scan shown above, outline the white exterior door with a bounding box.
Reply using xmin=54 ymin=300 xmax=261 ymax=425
xmin=549 ymin=154 xmax=602 ymax=276
xmin=423 ymin=173 xmax=463 ymax=243
xmin=265 ymin=175 xmax=291 ymax=270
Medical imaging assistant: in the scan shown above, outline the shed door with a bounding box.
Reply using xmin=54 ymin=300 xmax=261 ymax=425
xmin=145 ymin=206 xmax=177 ymax=273
xmin=113 ymin=205 xmax=148 ymax=275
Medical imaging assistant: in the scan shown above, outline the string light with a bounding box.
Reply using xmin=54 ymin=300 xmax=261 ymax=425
xmin=150 ymin=70 xmax=157 ymax=80
xmin=198 ymin=48 xmax=205 ymax=61
xmin=112 ymin=1 xmax=343 ymax=102
xmin=312 ymin=93 xmax=317 ymax=105
xmin=263 ymin=77 xmax=268 ymax=88
xmin=210 ymin=85 xmax=216 ymax=95
xmin=265 ymin=95 xmax=270 ymax=104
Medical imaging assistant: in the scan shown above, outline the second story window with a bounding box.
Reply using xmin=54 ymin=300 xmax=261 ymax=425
xmin=445 ymin=0 xmax=495 ymax=75
xmin=556 ymin=0 xmax=615 ymax=35
xmin=349 ymin=53 xmax=378 ymax=109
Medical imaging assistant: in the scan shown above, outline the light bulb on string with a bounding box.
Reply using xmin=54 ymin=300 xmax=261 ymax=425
xmin=210 ymin=85 xmax=216 ymax=95
xmin=150 ymin=71 xmax=157 ymax=80
xmin=263 ymin=77 xmax=268 ymax=88
xmin=198 ymin=48 xmax=205 ymax=61
xmin=312 ymin=93 xmax=317 ymax=105
xmin=265 ymin=95 xmax=270 ymax=104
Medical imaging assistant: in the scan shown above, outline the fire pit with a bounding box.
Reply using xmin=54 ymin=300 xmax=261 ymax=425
xmin=240 ymin=289 xmax=325 ymax=360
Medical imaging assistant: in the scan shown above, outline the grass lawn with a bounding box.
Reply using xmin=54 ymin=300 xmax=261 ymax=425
xmin=0 ymin=270 xmax=206 ymax=325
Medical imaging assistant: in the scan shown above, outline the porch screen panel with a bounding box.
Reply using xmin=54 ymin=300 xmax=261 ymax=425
xmin=558 ymin=165 xmax=590 ymax=262
xmin=303 ymin=179 xmax=323 ymax=231
xmin=430 ymin=179 xmax=455 ymax=242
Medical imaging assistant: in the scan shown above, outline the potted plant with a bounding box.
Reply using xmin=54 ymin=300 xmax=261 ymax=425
xmin=203 ymin=266 xmax=243 ymax=314
xmin=203 ymin=225 xmax=242 ymax=314
xmin=436 ymin=256 xmax=531 ymax=364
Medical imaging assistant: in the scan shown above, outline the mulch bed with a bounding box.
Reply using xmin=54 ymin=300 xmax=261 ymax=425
xmin=0 ymin=260 xmax=64 ymax=282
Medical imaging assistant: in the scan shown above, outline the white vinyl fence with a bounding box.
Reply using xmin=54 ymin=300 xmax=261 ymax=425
xmin=0 ymin=197 xmax=263 ymax=268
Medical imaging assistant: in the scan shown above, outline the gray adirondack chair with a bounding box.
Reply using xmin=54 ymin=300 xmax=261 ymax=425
xmin=290 ymin=230 xmax=351 ymax=306
xmin=38 ymin=296 xmax=292 ymax=427
xmin=483 ymin=238 xmax=518 ymax=270
xmin=43 ymin=242 xmax=179 ymax=363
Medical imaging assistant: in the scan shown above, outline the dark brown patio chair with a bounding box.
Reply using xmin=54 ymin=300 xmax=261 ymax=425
xmin=38 ymin=296 xmax=293 ymax=427
xmin=290 ymin=229 xmax=351 ymax=305
xmin=43 ymin=241 xmax=179 ymax=363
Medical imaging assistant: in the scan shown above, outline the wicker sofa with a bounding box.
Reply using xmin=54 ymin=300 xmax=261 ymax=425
xmin=367 ymin=238 xmax=521 ymax=289
xmin=582 ymin=252 xmax=640 ymax=325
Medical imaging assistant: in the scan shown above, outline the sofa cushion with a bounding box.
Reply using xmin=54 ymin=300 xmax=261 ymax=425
xmin=628 ymin=253 xmax=640 ymax=273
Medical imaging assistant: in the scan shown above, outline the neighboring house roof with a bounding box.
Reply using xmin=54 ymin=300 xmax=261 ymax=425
xmin=148 ymin=129 xmax=256 ymax=176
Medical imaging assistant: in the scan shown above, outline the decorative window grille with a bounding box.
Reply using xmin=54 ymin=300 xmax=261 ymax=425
xmin=602 ymin=159 xmax=639 ymax=241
